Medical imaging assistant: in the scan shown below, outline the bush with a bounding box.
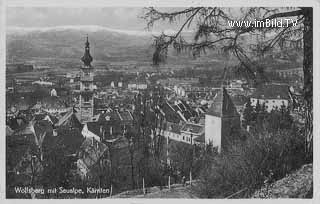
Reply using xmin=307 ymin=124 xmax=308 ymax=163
xmin=196 ymin=127 xmax=307 ymax=198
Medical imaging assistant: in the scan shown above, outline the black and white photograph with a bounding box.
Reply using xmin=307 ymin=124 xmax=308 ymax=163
xmin=2 ymin=0 xmax=318 ymax=200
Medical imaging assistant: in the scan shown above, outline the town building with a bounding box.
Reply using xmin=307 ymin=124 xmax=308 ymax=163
xmin=6 ymin=63 xmax=33 ymax=73
xmin=81 ymin=110 xmax=134 ymax=141
xmin=250 ymin=84 xmax=290 ymax=112
xmin=128 ymin=81 xmax=148 ymax=90
xmin=275 ymin=67 xmax=303 ymax=79
xmin=32 ymin=79 xmax=54 ymax=86
xmin=174 ymin=85 xmax=222 ymax=98
xmin=205 ymin=88 xmax=240 ymax=153
xmin=76 ymin=137 xmax=108 ymax=180
xmin=157 ymin=77 xmax=199 ymax=88
xmin=35 ymin=96 xmax=69 ymax=114
xmin=180 ymin=123 xmax=204 ymax=144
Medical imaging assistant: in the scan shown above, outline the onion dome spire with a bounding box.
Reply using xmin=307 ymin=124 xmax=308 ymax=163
xmin=81 ymin=35 xmax=93 ymax=66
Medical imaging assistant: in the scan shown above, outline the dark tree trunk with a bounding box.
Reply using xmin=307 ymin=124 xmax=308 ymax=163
xmin=130 ymin=151 xmax=135 ymax=189
xmin=302 ymin=8 xmax=313 ymax=161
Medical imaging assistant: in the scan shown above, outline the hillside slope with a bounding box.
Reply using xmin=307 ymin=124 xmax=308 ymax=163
xmin=252 ymin=164 xmax=313 ymax=198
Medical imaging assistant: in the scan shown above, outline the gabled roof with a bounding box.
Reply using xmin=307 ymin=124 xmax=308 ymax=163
xmin=97 ymin=110 xmax=133 ymax=126
xmin=251 ymin=84 xmax=290 ymax=100
xmin=173 ymin=100 xmax=197 ymax=121
xmin=98 ymin=111 xmax=121 ymax=123
xmin=57 ymin=127 xmax=84 ymax=154
xmin=34 ymin=113 xmax=59 ymax=124
xmin=86 ymin=122 xmax=102 ymax=137
xmin=160 ymin=101 xmax=183 ymax=123
xmin=181 ymin=123 xmax=204 ymax=135
xmin=119 ymin=111 xmax=133 ymax=121
xmin=55 ymin=109 xmax=82 ymax=129
xmin=33 ymin=120 xmax=53 ymax=145
xmin=13 ymin=121 xmax=36 ymax=136
xmin=79 ymin=138 xmax=108 ymax=169
xmin=40 ymin=96 xmax=67 ymax=110
xmin=12 ymin=120 xmax=53 ymax=148
xmin=193 ymin=133 xmax=205 ymax=143
xmin=207 ymin=88 xmax=239 ymax=118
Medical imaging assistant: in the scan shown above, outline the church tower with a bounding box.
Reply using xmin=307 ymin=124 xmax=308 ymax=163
xmin=205 ymin=88 xmax=240 ymax=153
xmin=79 ymin=35 xmax=95 ymax=123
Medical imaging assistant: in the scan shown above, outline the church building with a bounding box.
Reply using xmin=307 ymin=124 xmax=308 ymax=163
xmin=205 ymin=88 xmax=240 ymax=153
xmin=79 ymin=36 xmax=95 ymax=123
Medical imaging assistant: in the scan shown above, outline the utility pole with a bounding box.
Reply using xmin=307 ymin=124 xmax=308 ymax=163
xmin=167 ymin=134 xmax=171 ymax=190
xmin=189 ymin=133 xmax=193 ymax=186
xmin=166 ymin=134 xmax=170 ymax=165
xmin=142 ymin=177 xmax=145 ymax=194
xmin=124 ymin=125 xmax=135 ymax=189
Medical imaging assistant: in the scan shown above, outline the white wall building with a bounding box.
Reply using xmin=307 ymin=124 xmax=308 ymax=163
xmin=250 ymin=84 xmax=290 ymax=112
xmin=205 ymin=88 xmax=240 ymax=153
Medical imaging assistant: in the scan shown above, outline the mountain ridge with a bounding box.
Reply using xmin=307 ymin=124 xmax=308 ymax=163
xmin=7 ymin=25 xmax=190 ymax=37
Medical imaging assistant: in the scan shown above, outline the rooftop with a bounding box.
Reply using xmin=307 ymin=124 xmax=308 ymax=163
xmin=251 ymin=84 xmax=290 ymax=100
xmin=181 ymin=123 xmax=204 ymax=135
xmin=40 ymin=96 xmax=68 ymax=110
xmin=207 ymin=88 xmax=239 ymax=118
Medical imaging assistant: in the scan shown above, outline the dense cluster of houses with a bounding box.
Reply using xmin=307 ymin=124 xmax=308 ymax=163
xmin=6 ymin=37 xmax=299 ymax=196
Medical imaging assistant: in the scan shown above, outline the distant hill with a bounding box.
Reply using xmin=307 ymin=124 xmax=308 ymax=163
xmin=6 ymin=26 xmax=155 ymax=63
xmin=6 ymin=25 xmax=302 ymax=72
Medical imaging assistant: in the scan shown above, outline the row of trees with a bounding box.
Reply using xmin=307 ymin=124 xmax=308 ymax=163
xmin=242 ymin=99 xmax=293 ymax=132
xmin=196 ymin=127 xmax=306 ymax=198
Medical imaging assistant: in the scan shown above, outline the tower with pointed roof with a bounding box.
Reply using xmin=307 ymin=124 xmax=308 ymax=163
xmin=79 ymin=36 xmax=95 ymax=123
xmin=205 ymin=88 xmax=240 ymax=153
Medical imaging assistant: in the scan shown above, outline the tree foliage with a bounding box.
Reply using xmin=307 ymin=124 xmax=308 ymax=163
xmin=243 ymin=101 xmax=294 ymax=132
xmin=143 ymin=7 xmax=312 ymax=159
xmin=196 ymin=127 xmax=306 ymax=198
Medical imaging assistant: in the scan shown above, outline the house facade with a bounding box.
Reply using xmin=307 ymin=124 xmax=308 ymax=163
xmin=250 ymin=84 xmax=290 ymax=112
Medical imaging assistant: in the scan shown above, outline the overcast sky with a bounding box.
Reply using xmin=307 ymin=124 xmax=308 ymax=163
xmin=7 ymin=7 xmax=188 ymax=32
